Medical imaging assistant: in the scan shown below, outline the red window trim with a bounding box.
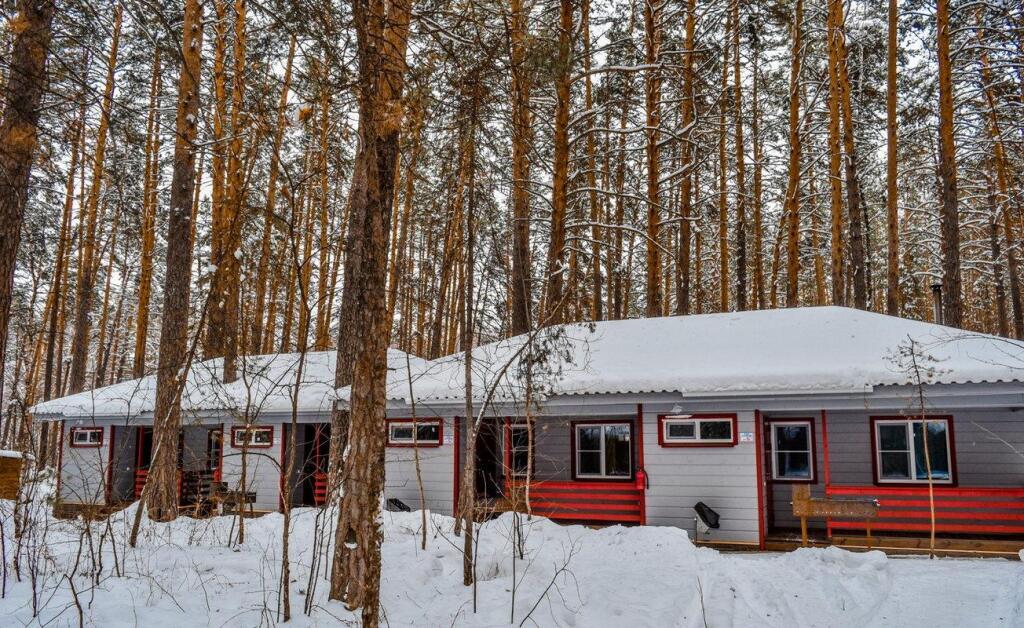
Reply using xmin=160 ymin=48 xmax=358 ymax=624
xmin=765 ymin=417 xmax=817 ymax=484
xmin=230 ymin=425 xmax=274 ymax=448
xmin=869 ymin=415 xmax=958 ymax=487
xmin=386 ymin=418 xmax=443 ymax=448
xmin=569 ymin=419 xmax=635 ymax=483
xmin=69 ymin=426 xmax=104 ymax=448
xmin=657 ymin=413 xmax=738 ymax=447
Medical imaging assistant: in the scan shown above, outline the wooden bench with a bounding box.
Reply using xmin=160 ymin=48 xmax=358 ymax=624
xmin=792 ymin=484 xmax=879 ymax=547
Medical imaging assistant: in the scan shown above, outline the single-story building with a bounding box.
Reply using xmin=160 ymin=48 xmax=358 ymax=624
xmin=32 ymin=349 xmax=428 ymax=515
xmin=367 ymin=306 xmax=1024 ymax=552
xmin=33 ymin=307 xmax=1024 ymax=554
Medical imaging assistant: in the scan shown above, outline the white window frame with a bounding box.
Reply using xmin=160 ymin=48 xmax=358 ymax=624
xmin=231 ymin=426 xmax=273 ymax=448
xmin=874 ymin=418 xmax=953 ymax=484
xmin=507 ymin=424 xmax=531 ymax=478
xmin=574 ymin=422 xmax=632 ymax=479
xmin=70 ymin=427 xmax=103 ymax=447
xmin=386 ymin=420 xmax=442 ymax=446
xmin=770 ymin=421 xmax=814 ymax=481
xmin=661 ymin=415 xmax=734 ymax=445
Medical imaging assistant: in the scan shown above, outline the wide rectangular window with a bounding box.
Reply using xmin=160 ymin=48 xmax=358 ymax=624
xmin=771 ymin=421 xmax=814 ymax=481
xmin=70 ymin=427 xmax=103 ymax=448
xmin=575 ymin=422 xmax=631 ymax=479
xmin=659 ymin=414 xmax=736 ymax=446
xmin=874 ymin=418 xmax=953 ymax=484
xmin=508 ymin=424 xmax=530 ymax=477
xmin=231 ymin=426 xmax=274 ymax=448
xmin=387 ymin=420 xmax=442 ymax=447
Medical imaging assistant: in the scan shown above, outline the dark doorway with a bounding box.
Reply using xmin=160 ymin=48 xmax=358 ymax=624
xmin=284 ymin=423 xmax=331 ymax=507
xmin=134 ymin=427 xmax=154 ymax=500
xmin=475 ymin=419 xmax=504 ymax=499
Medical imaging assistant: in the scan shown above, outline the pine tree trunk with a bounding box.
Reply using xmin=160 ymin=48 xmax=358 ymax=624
xmin=582 ymin=0 xmax=603 ymax=322
xmin=731 ymin=0 xmax=748 ymax=312
xmin=251 ymin=35 xmax=296 ymax=355
xmin=544 ymin=0 xmax=573 ymax=325
xmin=751 ymin=27 xmax=766 ymax=311
xmin=677 ymin=0 xmax=696 ymax=316
xmin=825 ymin=0 xmax=845 ymax=307
xmin=832 ymin=0 xmax=867 ymax=309
xmin=718 ymin=31 xmax=730 ymax=313
xmin=509 ymin=0 xmax=533 ymax=335
xmin=315 ymin=63 xmax=333 ymax=351
xmin=936 ymin=0 xmax=962 ymax=326
xmin=612 ymin=78 xmax=630 ymax=320
xmin=885 ymin=0 xmax=900 ymax=315
xmin=329 ymin=3 xmax=410 ymax=623
xmin=978 ymin=36 xmax=1024 ymax=338
xmin=134 ymin=51 xmax=163 ymax=378
xmin=68 ymin=6 xmax=123 ymax=394
xmin=92 ymin=204 xmax=122 ymax=388
xmin=386 ymin=106 xmax=423 ymax=327
xmin=38 ymin=117 xmax=79 ymax=463
xmin=987 ymin=193 xmax=1010 ymax=337
xmin=643 ymin=0 xmax=663 ymax=317
xmin=206 ymin=0 xmax=230 ymax=364
xmin=784 ymin=0 xmax=803 ymax=307
xmin=219 ymin=0 xmax=248 ymax=383
xmin=147 ymin=0 xmax=205 ymax=523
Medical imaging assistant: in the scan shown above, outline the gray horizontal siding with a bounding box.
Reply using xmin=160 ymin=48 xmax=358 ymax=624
xmin=643 ymin=410 xmax=759 ymax=543
xmin=384 ymin=417 xmax=456 ymax=514
xmin=59 ymin=420 xmax=111 ymax=505
xmin=787 ymin=409 xmax=1024 ymax=534
xmin=221 ymin=423 xmax=282 ymax=512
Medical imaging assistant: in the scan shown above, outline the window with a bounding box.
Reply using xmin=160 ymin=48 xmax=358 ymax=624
xmin=70 ymin=427 xmax=103 ymax=448
xmin=507 ymin=424 xmax=531 ymax=477
xmin=659 ymin=414 xmax=737 ymax=446
xmin=386 ymin=420 xmax=442 ymax=447
xmin=574 ymin=422 xmax=631 ymax=479
xmin=207 ymin=430 xmax=223 ymax=471
xmin=231 ymin=426 xmax=274 ymax=448
xmin=874 ymin=417 xmax=953 ymax=484
xmin=770 ymin=421 xmax=814 ymax=481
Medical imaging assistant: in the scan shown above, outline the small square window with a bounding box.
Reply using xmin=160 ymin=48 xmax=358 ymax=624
xmin=231 ymin=426 xmax=273 ymax=448
xmin=387 ymin=420 xmax=442 ymax=447
xmin=770 ymin=421 xmax=814 ymax=481
xmin=667 ymin=422 xmax=696 ymax=439
xmin=574 ymin=423 xmax=632 ymax=479
xmin=660 ymin=415 xmax=736 ymax=446
xmin=70 ymin=427 xmax=103 ymax=447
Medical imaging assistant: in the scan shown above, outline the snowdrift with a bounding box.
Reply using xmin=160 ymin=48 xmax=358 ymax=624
xmin=1 ymin=499 xmax=1021 ymax=627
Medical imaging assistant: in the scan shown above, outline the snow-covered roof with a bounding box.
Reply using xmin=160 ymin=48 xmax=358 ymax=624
xmin=366 ymin=307 xmax=1024 ymax=405
xmin=31 ymin=349 xmax=423 ymax=419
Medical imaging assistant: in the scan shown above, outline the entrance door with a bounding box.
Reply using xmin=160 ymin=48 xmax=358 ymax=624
xmin=134 ymin=427 xmax=154 ymax=499
xmin=301 ymin=423 xmax=330 ymax=506
xmin=474 ymin=419 xmax=504 ymax=499
xmin=763 ymin=416 xmax=817 ymax=534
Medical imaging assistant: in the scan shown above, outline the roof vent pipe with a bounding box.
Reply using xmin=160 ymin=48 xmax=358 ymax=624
xmin=931 ymin=283 xmax=944 ymax=325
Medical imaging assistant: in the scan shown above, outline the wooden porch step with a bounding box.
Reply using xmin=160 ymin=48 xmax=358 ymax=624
xmin=765 ymin=532 xmax=1024 ymax=559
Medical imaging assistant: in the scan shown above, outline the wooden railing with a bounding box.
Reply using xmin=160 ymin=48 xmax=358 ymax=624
xmin=825 ymin=485 xmax=1024 ymax=536
xmin=133 ymin=469 xmax=183 ymax=502
xmin=313 ymin=472 xmax=328 ymax=506
xmin=506 ymin=471 xmax=646 ymax=525
xmin=134 ymin=469 xmax=148 ymax=500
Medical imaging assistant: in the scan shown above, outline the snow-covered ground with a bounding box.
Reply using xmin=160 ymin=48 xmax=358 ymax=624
xmin=1 ymin=498 xmax=1021 ymax=627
